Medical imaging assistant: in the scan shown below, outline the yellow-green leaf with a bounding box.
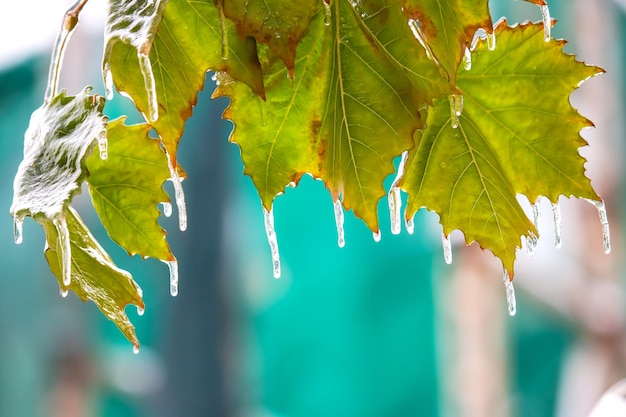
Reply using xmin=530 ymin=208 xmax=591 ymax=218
xmin=87 ymin=117 xmax=174 ymax=261
xmin=402 ymin=21 xmax=602 ymax=273
xmin=44 ymin=208 xmax=144 ymax=349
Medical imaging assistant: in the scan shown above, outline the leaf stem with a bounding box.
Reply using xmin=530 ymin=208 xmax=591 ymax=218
xmin=45 ymin=0 xmax=89 ymax=102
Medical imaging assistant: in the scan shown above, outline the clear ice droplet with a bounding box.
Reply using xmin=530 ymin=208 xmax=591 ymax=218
xmin=540 ymin=4 xmax=551 ymax=42
xmin=133 ymin=345 xmax=140 ymax=355
xmin=263 ymin=206 xmax=281 ymax=278
xmin=137 ymin=306 xmax=145 ymax=316
xmin=60 ymin=288 xmax=69 ymax=298
xmin=164 ymin=259 xmax=179 ymax=296
xmin=54 ymin=216 xmax=72 ymax=286
xmin=552 ymin=202 xmax=562 ymax=248
xmin=503 ymin=269 xmax=516 ymax=316
xmin=449 ymin=94 xmax=464 ymax=128
xmin=585 ymin=199 xmax=611 ymax=254
xmin=333 ymin=199 xmax=345 ymax=248
xmin=442 ymin=233 xmax=452 ymax=264
xmin=323 ymin=1 xmax=331 ymax=26
xmin=167 ymin=159 xmax=187 ymax=232
xmin=161 ymin=201 xmax=172 ymax=218
xmin=137 ymin=52 xmax=159 ymax=122
xmin=463 ymin=47 xmax=472 ymax=71
xmin=373 ymin=230 xmax=381 ymax=242
xmin=14 ymin=215 xmax=23 ymax=244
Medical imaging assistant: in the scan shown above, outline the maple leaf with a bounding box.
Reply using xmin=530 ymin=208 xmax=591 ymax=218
xmin=86 ymin=117 xmax=174 ymax=261
xmin=401 ymin=20 xmax=603 ymax=273
xmin=43 ymin=208 xmax=144 ymax=350
xmin=217 ymin=0 xmax=452 ymax=231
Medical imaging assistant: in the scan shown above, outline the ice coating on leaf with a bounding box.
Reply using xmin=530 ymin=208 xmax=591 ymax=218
xmin=552 ymin=202 xmax=562 ymax=248
xmin=11 ymin=88 xmax=107 ymax=224
xmin=463 ymin=48 xmax=472 ymax=71
xmin=442 ymin=233 xmax=452 ymax=264
xmin=163 ymin=259 xmax=178 ymax=296
xmin=487 ymin=31 xmax=496 ymax=51
xmin=389 ymin=151 xmax=409 ymax=235
xmin=263 ymin=206 xmax=281 ymax=278
xmin=586 ymin=199 xmax=611 ymax=254
xmin=540 ymin=4 xmax=551 ymax=42
xmin=503 ymin=269 xmax=516 ymax=316
xmin=373 ymin=231 xmax=381 ymax=242
xmin=14 ymin=215 xmax=23 ymax=244
xmin=408 ymin=20 xmax=437 ymax=62
xmin=102 ymin=0 xmax=167 ymax=121
xmin=167 ymin=158 xmax=187 ymax=232
xmin=98 ymin=130 xmax=108 ymax=160
xmin=448 ymin=94 xmax=464 ymax=128
xmin=333 ymin=198 xmax=345 ymax=248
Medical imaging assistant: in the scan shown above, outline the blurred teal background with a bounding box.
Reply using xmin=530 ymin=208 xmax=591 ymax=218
xmin=0 ymin=1 xmax=625 ymax=417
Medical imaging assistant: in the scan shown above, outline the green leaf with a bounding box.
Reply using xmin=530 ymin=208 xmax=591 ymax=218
xmin=402 ymin=21 xmax=602 ymax=273
xmin=217 ymin=0 xmax=452 ymax=230
xmin=402 ymin=0 xmax=493 ymax=82
xmin=11 ymin=87 xmax=106 ymax=223
xmin=220 ymin=0 xmax=319 ymax=76
xmin=87 ymin=117 xmax=174 ymax=261
xmin=108 ymin=0 xmax=264 ymax=165
xmin=43 ymin=208 xmax=144 ymax=349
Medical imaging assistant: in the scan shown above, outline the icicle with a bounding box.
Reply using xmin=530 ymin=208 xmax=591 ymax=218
xmin=585 ymin=199 xmax=611 ymax=254
xmin=60 ymin=288 xmax=69 ymax=298
xmin=526 ymin=202 xmax=540 ymax=256
xmin=162 ymin=259 xmax=179 ymax=296
xmin=98 ymin=130 xmax=108 ymax=160
xmin=540 ymin=4 xmax=551 ymax=42
xmin=323 ymin=0 xmax=331 ymax=26
xmin=263 ymin=206 xmax=281 ymax=278
xmin=405 ymin=211 xmax=415 ymax=235
xmin=373 ymin=230 xmax=381 ymax=242
xmin=14 ymin=215 xmax=23 ymax=245
xmin=552 ymin=202 xmax=562 ymax=248
xmin=54 ymin=216 xmax=72 ymax=286
xmin=333 ymin=199 xmax=345 ymax=248
xmin=487 ymin=31 xmax=496 ymax=51
xmin=442 ymin=233 xmax=452 ymax=264
xmin=137 ymin=52 xmax=159 ymax=122
xmin=449 ymin=94 xmax=464 ymax=128
xmin=103 ymin=62 xmax=114 ymax=100
xmin=463 ymin=47 xmax=472 ymax=71
xmin=133 ymin=345 xmax=140 ymax=355
xmin=161 ymin=201 xmax=172 ymax=217
xmin=137 ymin=306 xmax=145 ymax=316
xmin=503 ymin=269 xmax=516 ymax=316
xmin=166 ymin=158 xmax=187 ymax=232
xmin=388 ymin=151 xmax=408 ymax=235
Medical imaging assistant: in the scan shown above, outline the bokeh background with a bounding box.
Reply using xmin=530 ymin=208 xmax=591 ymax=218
xmin=0 ymin=1 xmax=625 ymax=416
